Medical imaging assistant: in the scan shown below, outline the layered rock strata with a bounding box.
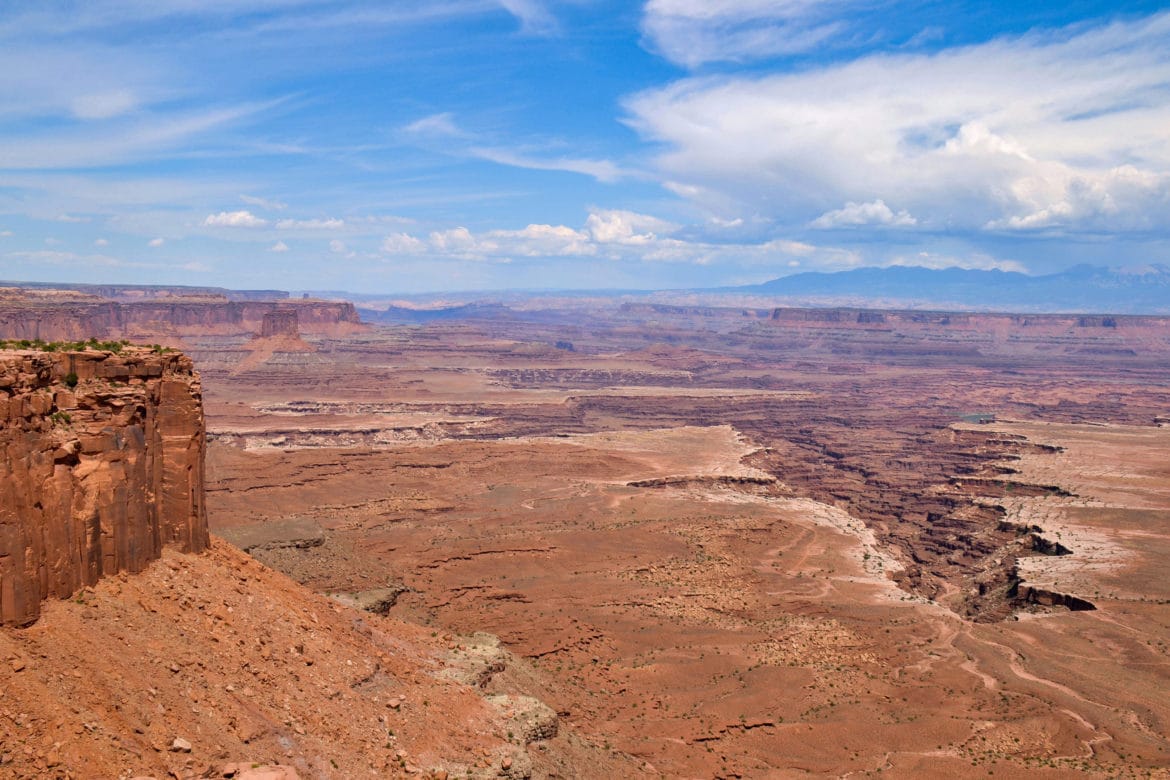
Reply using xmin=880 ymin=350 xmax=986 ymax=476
xmin=0 ymin=298 xmax=362 ymax=341
xmin=0 ymin=348 xmax=207 ymax=626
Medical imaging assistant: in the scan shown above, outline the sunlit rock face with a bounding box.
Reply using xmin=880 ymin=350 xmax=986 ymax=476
xmin=0 ymin=347 xmax=207 ymax=626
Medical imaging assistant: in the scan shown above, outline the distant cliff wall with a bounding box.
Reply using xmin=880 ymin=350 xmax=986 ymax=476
xmin=0 ymin=348 xmax=207 ymax=626
xmin=0 ymin=300 xmax=363 ymax=341
xmin=260 ymin=309 xmax=300 ymax=338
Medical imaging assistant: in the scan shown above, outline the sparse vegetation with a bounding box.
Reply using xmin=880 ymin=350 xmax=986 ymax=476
xmin=0 ymin=337 xmax=138 ymax=353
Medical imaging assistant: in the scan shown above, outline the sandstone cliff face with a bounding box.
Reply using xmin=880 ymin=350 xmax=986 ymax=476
xmin=260 ymin=309 xmax=300 ymax=337
xmin=0 ymin=299 xmax=363 ymax=341
xmin=0 ymin=348 xmax=207 ymax=626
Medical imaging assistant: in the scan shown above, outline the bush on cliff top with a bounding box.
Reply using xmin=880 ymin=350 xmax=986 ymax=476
xmin=0 ymin=337 xmax=165 ymax=354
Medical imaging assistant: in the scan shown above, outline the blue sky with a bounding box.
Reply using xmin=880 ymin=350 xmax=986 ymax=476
xmin=1 ymin=1 xmax=1169 ymax=293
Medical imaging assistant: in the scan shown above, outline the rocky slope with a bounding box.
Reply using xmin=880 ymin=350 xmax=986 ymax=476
xmin=0 ymin=347 xmax=207 ymax=626
xmin=0 ymin=540 xmax=637 ymax=779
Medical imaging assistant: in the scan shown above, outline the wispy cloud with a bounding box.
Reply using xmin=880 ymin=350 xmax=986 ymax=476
xmin=469 ymin=147 xmax=627 ymax=183
xmin=71 ymin=89 xmax=139 ymax=120
xmin=641 ymin=0 xmax=855 ymax=68
xmin=403 ymin=112 xmax=464 ymax=138
xmin=498 ymin=0 xmax=558 ymax=35
xmin=240 ymin=193 xmax=288 ymax=210
xmin=276 ymin=217 xmax=346 ymax=230
xmin=0 ymin=100 xmax=285 ymax=169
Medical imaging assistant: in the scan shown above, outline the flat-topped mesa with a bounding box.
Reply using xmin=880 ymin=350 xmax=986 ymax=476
xmin=0 ymin=347 xmax=207 ymax=626
xmin=0 ymin=299 xmax=364 ymax=342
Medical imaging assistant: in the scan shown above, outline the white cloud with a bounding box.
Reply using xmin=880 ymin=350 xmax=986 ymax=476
xmin=403 ymin=112 xmax=463 ymax=138
xmin=485 ymin=224 xmax=593 ymax=257
xmin=626 ymin=13 xmax=1170 ymax=236
xmin=240 ymin=193 xmax=288 ymax=210
xmin=44 ymin=237 xmax=62 ymax=246
xmin=429 ymin=227 xmax=478 ymax=253
xmin=276 ymin=217 xmax=345 ymax=230
xmin=469 ymin=147 xmax=627 ymax=183
xmin=378 ymin=209 xmax=857 ymax=269
xmin=148 ymin=237 xmax=165 ymax=247
xmin=329 ymin=239 xmax=347 ymax=253
xmin=55 ymin=213 xmax=91 ymax=223
xmin=811 ymin=199 xmax=917 ymax=229
xmin=498 ymin=0 xmax=557 ymax=35
xmin=0 ymin=100 xmax=283 ymax=169
xmin=94 ymin=238 xmax=108 ymax=246
xmin=204 ymin=209 xmax=268 ymax=228
xmin=71 ymin=89 xmax=138 ymax=120
xmin=641 ymin=0 xmax=853 ymax=68
xmin=585 ymin=209 xmax=678 ymax=245
xmin=381 ymin=232 xmax=426 ymax=254
xmin=269 ymin=240 xmax=289 ymax=252
xmin=0 ymin=230 xmax=12 ymax=237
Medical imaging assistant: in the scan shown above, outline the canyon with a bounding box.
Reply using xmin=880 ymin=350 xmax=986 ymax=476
xmin=3 ymin=287 xmax=1170 ymax=778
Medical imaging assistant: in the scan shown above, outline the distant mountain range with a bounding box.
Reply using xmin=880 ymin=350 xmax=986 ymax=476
xmin=730 ymin=264 xmax=1170 ymax=313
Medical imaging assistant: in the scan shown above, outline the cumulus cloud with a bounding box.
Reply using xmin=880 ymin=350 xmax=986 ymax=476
xmin=269 ymin=240 xmax=289 ymax=252
xmin=381 ymin=232 xmax=426 ymax=254
xmin=625 ymin=13 xmax=1170 ymax=237
xmin=428 ymin=227 xmax=479 ymax=254
xmin=379 ymin=209 xmax=858 ymax=269
xmin=203 ymin=210 xmax=268 ymax=228
xmin=485 ymin=224 xmax=593 ymax=257
xmin=148 ymin=237 xmax=165 ymax=247
xmin=585 ymin=209 xmax=678 ymax=245
xmin=811 ymin=199 xmax=917 ymax=229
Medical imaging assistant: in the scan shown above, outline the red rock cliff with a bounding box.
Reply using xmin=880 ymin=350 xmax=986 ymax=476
xmin=0 ymin=298 xmax=363 ymax=341
xmin=0 ymin=348 xmax=207 ymax=626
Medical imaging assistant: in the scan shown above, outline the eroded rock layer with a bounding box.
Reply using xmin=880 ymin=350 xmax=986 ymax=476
xmin=0 ymin=348 xmax=207 ymax=626
xmin=0 ymin=295 xmax=362 ymax=341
